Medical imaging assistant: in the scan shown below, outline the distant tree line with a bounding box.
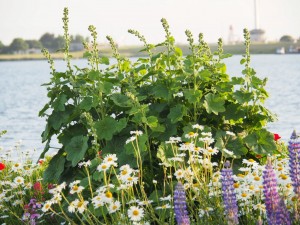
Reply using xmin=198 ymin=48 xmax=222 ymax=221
xmin=0 ymin=33 xmax=88 ymax=54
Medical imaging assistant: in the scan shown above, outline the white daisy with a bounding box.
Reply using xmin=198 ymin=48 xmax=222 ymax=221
xmin=14 ymin=176 xmax=24 ymax=185
xmin=108 ymin=200 xmax=121 ymax=213
xmin=128 ymin=206 xmax=144 ymax=222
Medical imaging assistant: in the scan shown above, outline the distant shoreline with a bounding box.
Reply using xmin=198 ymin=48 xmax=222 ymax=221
xmin=0 ymin=43 xmax=298 ymax=61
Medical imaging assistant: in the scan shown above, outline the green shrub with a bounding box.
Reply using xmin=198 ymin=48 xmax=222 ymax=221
xmin=40 ymin=8 xmax=276 ymax=186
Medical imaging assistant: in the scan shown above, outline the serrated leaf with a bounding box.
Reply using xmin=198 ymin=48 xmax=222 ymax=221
xmin=233 ymin=90 xmax=253 ymax=104
xmin=48 ymin=110 xmax=69 ymax=130
xmin=231 ymin=77 xmax=245 ymax=85
xmin=43 ymin=151 xmax=65 ymax=182
xmin=174 ymin=47 xmax=183 ymax=56
xmin=146 ymin=116 xmax=158 ymax=128
xmin=110 ymin=93 xmax=132 ymax=107
xmin=151 ymin=83 xmax=169 ymax=99
xmin=102 ymin=82 xmax=114 ymax=95
xmin=65 ymin=135 xmax=89 ymax=167
xmin=204 ymin=93 xmax=225 ymax=115
xmin=39 ymin=103 xmax=50 ymax=117
xmin=79 ymin=97 xmax=93 ymax=111
xmin=244 ymin=129 xmax=276 ymax=155
xmin=167 ymin=104 xmax=187 ymax=123
xmin=52 ymin=94 xmax=68 ymax=111
xmin=100 ymin=56 xmax=110 ymax=65
xmin=157 ymin=143 xmax=175 ymax=167
xmin=88 ymin=70 xmax=100 ymax=80
xmin=183 ymin=89 xmax=203 ymax=104
xmin=95 ymin=117 xmax=124 ymax=141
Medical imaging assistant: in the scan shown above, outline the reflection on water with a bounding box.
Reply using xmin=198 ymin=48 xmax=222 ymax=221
xmin=0 ymin=55 xmax=299 ymax=160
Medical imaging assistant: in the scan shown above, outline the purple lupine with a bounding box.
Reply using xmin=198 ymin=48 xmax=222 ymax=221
xmin=221 ymin=161 xmax=239 ymax=225
xmin=174 ymin=182 xmax=190 ymax=225
xmin=276 ymin=198 xmax=291 ymax=225
xmin=288 ymin=130 xmax=300 ymax=197
xmin=22 ymin=198 xmax=42 ymax=225
xmin=263 ymin=158 xmax=291 ymax=225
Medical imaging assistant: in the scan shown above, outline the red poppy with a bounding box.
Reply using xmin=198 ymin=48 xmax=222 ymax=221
xmin=274 ymin=133 xmax=281 ymax=141
xmin=33 ymin=182 xmax=42 ymax=192
xmin=38 ymin=159 xmax=44 ymax=165
xmin=0 ymin=162 xmax=5 ymax=170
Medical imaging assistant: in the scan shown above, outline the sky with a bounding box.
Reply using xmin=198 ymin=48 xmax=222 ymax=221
xmin=0 ymin=0 xmax=299 ymax=46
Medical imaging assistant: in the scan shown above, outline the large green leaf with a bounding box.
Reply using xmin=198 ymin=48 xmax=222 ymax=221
xmin=79 ymin=97 xmax=93 ymax=111
xmin=183 ymin=89 xmax=203 ymax=104
xmin=48 ymin=110 xmax=70 ymax=130
xmin=43 ymin=151 xmax=65 ymax=182
xmin=233 ymin=90 xmax=253 ymax=104
xmin=110 ymin=93 xmax=132 ymax=107
xmin=65 ymin=135 xmax=89 ymax=167
xmin=52 ymin=94 xmax=68 ymax=111
xmin=244 ymin=129 xmax=277 ymax=155
xmin=151 ymin=83 xmax=169 ymax=100
xmin=203 ymin=93 xmax=225 ymax=115
xmin=95 ymin=117 xmax=127 ymax=141
xmin=157 ymin=143 xmax=175 ymax=167
xmin=167 ymin=104 xmax=187 ymax=123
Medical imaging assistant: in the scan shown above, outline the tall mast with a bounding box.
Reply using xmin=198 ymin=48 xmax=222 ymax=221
xmin=254 ymin=0 xmax=259 ymax=29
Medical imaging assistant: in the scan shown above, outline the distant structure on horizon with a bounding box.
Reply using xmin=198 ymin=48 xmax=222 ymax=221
xmin=250 ymin=0 xmax=266 ymax=43
xmin=227 ymin=25 xmax=240 ymax=45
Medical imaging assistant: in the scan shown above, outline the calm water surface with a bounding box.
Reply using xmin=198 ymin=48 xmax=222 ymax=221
xmin=0 ymin=55 xmax=299 ymax=160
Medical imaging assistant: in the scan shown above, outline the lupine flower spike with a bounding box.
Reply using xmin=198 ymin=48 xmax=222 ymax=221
xmin=221 ymin=161 xmax=239 ymax=225
xmin=174 ymin=182 xmax=190 ymax=225
xmin=263 ymin=157 xmax=291 ymax=225
xmin=288 ymin=130 xmax=300 ymax=219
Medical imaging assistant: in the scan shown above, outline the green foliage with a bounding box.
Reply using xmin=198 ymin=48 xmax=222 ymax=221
xmin=9 ymin=38 xmax=29 ymax=52
xmin=40 ymin=8 xmax=276 ymax=184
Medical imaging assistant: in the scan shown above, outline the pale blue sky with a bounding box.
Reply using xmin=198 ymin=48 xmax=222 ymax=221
xmin=0 ymin=0 xmax=299 ymax=45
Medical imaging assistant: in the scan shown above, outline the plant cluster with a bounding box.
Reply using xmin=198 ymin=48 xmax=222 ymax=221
xmin=2 ymin=7 xmax=296 ymax=225
xmin=1 ymin=130 xmax=300 ymax=224
xmin=40 ymin=8 xmax=276 ymax=187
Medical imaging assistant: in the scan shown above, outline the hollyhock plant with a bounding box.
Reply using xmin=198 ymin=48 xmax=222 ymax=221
xmin=220 ymin=161 xmax=239 ymax=225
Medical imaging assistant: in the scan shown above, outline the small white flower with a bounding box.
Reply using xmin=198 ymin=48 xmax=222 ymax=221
xmin=11 ymin=163 xmax=23 ymax=172
xmin=192 ymin=124 xmax=204 ymax=130
xmin=126 ymin=136 xmax=137 ymax=144
xmin=68 ymin=200 xmax=77 ymax=213
xmin=130 ymin=130 xmax=143 ymax=136
xmin=14 ymin=176 xmax=24 ymax=185
xmin=226 ymin=131 xmax=236 ymax=136
xmin=174 ymin=169 xmax=185 ymax=179
xmin=173 ymin=92 xmax=183 ymax=97
xmin=78 ymin=160 xmax=91 ymax=168
xmin=128 ymin=206 xmax=144 ymax=222
xmin=160 ymin=195 xmax=172 ymax=201
xmin=77 ymin=200 xmax=88 ymax=214
xmin=103 ymin=154 xmax=118 ymax=167
xmin=42 ymin=201 xmax=52 ymax=212
xmin=155 ymin=203 xmax=172 ymax=210
xmin=108 ymin=200 xmax=121 ymax=213
xmin=97 ymin=162 xmax=110 ymax=172
xmin=222 ymin=148 xmax=234 ymax=156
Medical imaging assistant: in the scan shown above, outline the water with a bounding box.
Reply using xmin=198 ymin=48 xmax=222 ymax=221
xmin=0 ymin=55 xmax=299 ymax=160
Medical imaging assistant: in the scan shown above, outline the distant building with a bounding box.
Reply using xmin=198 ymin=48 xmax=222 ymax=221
xmin=250 ymin=0 xmax=266 ymax=43
xmin=250 ymin=29 xmax=266 ymax=43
